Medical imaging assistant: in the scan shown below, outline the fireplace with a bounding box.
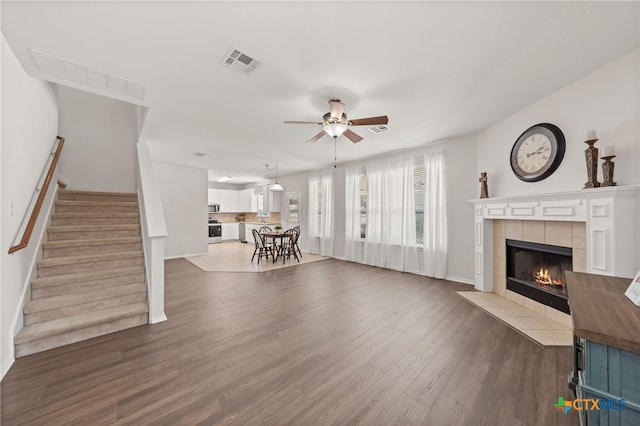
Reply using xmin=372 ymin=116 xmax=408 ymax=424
xmin=506 ymin=239 xmax=572 ymax=314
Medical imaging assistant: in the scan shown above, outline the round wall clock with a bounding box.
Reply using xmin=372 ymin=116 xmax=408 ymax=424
xmin=510 ymin=123 xmax=565 ymax=182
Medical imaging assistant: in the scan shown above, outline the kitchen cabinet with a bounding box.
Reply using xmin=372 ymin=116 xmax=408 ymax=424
xmin=566 ymin=272 xmax=640 ymax=425
xmin=209 ymin=188 xmax=240 ymax=212
xmin=209 ymin=187 xmax=278 ymax=213
xmin=244 ymin=223 xmax=279 ymax=243
xmin=219 ymin=190 xmax=230 ymax=212
xmin=239 ymin=189 xmax=253 ymax=212
xmin=245 ymin=224 xmax=260 ymax=243
xmin=269 ymin=190 xmax=281 ymax=212
xmin=208 ymin=188 xmax=217 ymax=204
xmin=250 ymin=192 xmax=258 ymax=212
xmin=222 ymin=223 xmax=239 ymax=240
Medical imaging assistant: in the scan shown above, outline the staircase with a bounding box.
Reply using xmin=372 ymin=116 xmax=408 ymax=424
xmin=14 ymin=190 xmax=149 ymax=357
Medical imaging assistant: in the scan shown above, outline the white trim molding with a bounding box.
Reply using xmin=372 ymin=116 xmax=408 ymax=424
xmin=469 ymin=186 xmax=640 ymax=292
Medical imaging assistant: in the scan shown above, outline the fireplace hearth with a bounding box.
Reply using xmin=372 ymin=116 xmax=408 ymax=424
xmin=506 ymin=239 xmax=572 ymax=314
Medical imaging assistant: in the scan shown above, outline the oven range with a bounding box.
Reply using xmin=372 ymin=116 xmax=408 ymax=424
xmin=208 ymin=219 xmax=222 ymax=244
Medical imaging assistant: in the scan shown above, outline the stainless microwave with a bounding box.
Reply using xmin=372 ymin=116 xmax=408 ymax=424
xmin=208 ymin=204 xmax=220 ymax=213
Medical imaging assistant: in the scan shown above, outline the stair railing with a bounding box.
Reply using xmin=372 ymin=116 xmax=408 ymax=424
xmin=8 ymin=136 xmax=65 ymax=254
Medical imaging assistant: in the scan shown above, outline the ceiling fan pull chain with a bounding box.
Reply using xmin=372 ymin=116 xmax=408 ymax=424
xmin=334 ymin=137 xmax=337 ymax=168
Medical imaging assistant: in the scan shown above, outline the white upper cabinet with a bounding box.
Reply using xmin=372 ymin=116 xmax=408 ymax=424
xmin=269 ymin=190 xmax=281 ymax=212
xmin=208 ymin=187 xmax=279 ymax=213
xmin=208 ymin=188 xmax=220 ymax=205
xmin=239 ymin=188 xmax=253 ymax=212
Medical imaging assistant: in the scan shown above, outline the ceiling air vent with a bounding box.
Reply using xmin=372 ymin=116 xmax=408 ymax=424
xmin=222 ymin=47 xmax=263 ymax=76
xmin=192 ymin=152 xmax=206 ymax=157
xmin=368 ymin=124 xmax=391 ymax=134
xmin=30 ymin=49 xmax=146 ymax=102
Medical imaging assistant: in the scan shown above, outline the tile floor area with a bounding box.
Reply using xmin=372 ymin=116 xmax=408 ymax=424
xmin=186 ymin=241 xmax=329 ymax=272
xmin=457 ymin=291 xmax=572 ymax=346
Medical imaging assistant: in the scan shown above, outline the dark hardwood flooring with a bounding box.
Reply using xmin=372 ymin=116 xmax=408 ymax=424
xmin=1 ymin=258 xmax=578 ymax=425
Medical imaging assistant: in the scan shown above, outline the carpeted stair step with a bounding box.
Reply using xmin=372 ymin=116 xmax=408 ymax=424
xmin=48 ymin=224 xmax=140 ymax=241
xmin=58 ymin=189 xmax=138 ymax=203
xmin=17 ymin=189 xmax=149 ymax=357
xmin=24 ymin=283 xmax=147 ymax=325
xmin=37 ymin=251 xmax=143 ymax=277
xmin=51 ymin=212 xmax=139 ymax=226
xmin=42 ymin=237 xmax=142 ymax=258
xmin=15 ymin=303 xmax=148 ymax=357
xmin=55 ymin=200 xmax=139 ymax=213
xmin=32 ymin=266 xmax=145 ymax=298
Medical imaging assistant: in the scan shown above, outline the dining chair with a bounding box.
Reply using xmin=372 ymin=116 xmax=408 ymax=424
xmin=251 ymin=228 xmax=273 ymax=264
xmin=258 ymin=225 xmax=272 ymax=233
xmin=293 ymin=225 xmax=302 ymax=258
xmin=279 ymin=228 xmax=299 ymax=263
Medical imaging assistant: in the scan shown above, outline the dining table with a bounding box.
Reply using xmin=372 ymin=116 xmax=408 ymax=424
xmin=260 ymin=231 xmax=290 ymax=263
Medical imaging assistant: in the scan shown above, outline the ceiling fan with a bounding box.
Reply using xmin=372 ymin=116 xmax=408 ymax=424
xmin=284 ymin=99 xmax=389 ymax=144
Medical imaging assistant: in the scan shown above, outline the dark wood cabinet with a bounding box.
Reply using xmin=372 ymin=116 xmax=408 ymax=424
xmin=566 ymin=272 xmax=640 ymax=425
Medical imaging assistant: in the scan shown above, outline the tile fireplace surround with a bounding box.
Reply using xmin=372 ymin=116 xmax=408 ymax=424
xmin=469 ymin=186 xmax=640 ymax=324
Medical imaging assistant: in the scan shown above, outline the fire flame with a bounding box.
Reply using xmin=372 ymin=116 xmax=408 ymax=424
xmin=534 ymin=268 xmax=565 ymax=287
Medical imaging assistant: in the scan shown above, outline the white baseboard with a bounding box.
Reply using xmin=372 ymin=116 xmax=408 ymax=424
xmin=1 ymin=355 xmax=15 ymax=381
xmin=165 ymin=252 xmax=208 ymax=260
xmin=328 ymin=256 xmax=475 ymax=286
xmin=445 ymin=275 xmax=475 ymax=285
xmin=150 ymin=314 xmax=167 ymax=324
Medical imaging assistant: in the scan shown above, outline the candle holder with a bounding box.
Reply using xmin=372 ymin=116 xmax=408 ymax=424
xmin=601 ymin=155 xmax=617 ymax=187
xmin=583 ymin=138 xmax=601 ymax=189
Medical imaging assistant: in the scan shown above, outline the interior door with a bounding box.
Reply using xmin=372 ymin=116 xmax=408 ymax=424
xmin=286 ymin=191 xmax=301 ymax=228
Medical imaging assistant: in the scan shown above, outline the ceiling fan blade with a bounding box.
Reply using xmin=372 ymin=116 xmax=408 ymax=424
xmin=343 ymin=129 xmax=364 ymax=143
xmin=329 ymin=99 xmax=345 ymax=119
xmin=284 ymin=120 xmax=323 ymax=125
xmin=348 ymin=115 xmax=389 ymax=126
xmin=306 ymin=130 xmax=326 ymax=144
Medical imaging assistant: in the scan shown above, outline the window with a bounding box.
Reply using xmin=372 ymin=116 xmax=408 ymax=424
xmin=359 ymin=172 xmax=367 ymax=239
xmin=414 ymin=164 xmax=425 ymax=245
xmin=357 ymin=167 xmax=422 ymax=244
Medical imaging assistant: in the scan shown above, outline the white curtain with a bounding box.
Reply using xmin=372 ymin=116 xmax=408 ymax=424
xmin=344 ymin=168 xmax=361 ymax=262
xmin=423 ymin=151 xmax=448 ymax=278
xmin=307 ymin=173 xmax=334 ymax=256
xmin=344 ymin=153 xmax=446 ymax=278
xmin=345 ymin=158 xmax=419 ymax=273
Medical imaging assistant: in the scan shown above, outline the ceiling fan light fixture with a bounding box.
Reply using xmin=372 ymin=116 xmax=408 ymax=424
xmin=323 ymin=123 xmax=348 ymax=138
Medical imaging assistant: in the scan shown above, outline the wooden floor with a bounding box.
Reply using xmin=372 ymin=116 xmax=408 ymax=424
xmin=1 ymin=258 xmax=578 ymax=425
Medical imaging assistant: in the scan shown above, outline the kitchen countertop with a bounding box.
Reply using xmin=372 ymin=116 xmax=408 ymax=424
xmin=215 ymin=222 xmax=281 ymax=225
xmin=566 ymin=271 xmax=640 ymax=354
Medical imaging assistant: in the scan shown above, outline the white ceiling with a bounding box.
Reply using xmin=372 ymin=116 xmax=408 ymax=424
xmin=3 ymin=1 xmax=639 ymax=184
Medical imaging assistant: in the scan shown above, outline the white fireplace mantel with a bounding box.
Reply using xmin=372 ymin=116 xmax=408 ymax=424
xmin=469 ymin=185 xmax=640 ymax=292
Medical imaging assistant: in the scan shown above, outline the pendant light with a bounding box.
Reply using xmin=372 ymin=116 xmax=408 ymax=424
xmin=265 ymin=164 xmax=284 ymax=192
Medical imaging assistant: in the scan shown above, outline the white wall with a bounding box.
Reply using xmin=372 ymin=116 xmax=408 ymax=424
xmin=477 ymin=49 xmax=640 ymax=197
xmin=278 ymin=134 xmax=478 ymax=284
xmin=1 ymin=35 xmax=59 ymax=377
xmin=58 ymin=86 xmax=138 ymax=193
xmin=154 ymin=162 xmax=208 ymax=258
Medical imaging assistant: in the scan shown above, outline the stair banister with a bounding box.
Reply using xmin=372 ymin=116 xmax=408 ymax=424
xmin=136 ymin=140 xmax=168 ymax=324
xmin=9 ymin=136 xmax=65 ymax=254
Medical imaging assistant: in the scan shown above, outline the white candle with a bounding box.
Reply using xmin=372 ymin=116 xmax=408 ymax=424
xmin=601 ymin=146 xmax=615 ymax=157
xmin=587 ymin=130 xmax=597 ymax=140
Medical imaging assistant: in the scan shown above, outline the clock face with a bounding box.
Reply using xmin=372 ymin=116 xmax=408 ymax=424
xmin=510 ymin=123 xmax=565 ymax=182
